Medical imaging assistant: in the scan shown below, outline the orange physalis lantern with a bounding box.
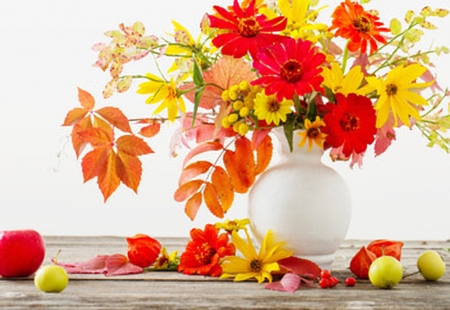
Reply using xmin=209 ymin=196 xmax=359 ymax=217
xmin=126 ymin=234 xmax=162 ymax=268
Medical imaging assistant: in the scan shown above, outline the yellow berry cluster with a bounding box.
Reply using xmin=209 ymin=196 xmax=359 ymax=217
xmin=221 ymin=81 xmax=259 ymax=136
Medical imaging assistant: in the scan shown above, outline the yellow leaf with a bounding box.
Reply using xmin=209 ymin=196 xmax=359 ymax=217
xmin=390 ymin=18 xmax=402 ymax=36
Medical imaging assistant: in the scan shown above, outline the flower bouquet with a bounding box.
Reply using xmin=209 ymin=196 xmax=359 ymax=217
xmin=63 ymin=0 xmax=449 ymax=220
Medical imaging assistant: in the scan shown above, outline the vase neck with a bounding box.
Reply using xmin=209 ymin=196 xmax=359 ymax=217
xmin=272 ymin=127 xmax=324 ymax=164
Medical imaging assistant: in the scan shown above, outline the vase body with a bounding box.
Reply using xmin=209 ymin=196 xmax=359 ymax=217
xmin=247 ymin=129 xmax=352 ymax=270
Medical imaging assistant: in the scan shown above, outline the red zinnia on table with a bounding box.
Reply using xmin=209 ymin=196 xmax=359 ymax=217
xmin=322 ymin=93 xmax=377 ymax=157
xmin=251 ymin=37 xmax=326 ymax=101
xmin=208 ymin=0 xmax=287 ymax=59
xmin=329 ymin=0 xmax=390 ymax=54
xmin=178 ymin=224 xmax=235 ymax=277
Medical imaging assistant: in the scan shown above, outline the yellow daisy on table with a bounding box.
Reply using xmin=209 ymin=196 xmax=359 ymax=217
xmin=220 ymin=230 xmax=293 ymax=284
xmin=254 ymin=92 xmax=293 ymax=126
xmin=215 ymin=218 xmax=251 ymax=234
xmin=321 ymin=63 xmax=368 ymax=96
xmin=365 ymin=64 xmax=434 ymax=128
xmin=298 ymin=116 xmax=327 ymax=151
xmin=137 ymin=74 xmax=186 ymax=122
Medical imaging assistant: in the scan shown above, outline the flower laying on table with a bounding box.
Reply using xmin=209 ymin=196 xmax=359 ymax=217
xmin=63 ymin=0 xmax=449 ymax=220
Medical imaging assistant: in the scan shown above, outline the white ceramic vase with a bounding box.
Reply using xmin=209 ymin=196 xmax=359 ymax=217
xmin=247 ymin=128 xmax=352 ymax=270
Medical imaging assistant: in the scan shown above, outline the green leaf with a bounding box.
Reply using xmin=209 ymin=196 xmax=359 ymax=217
xmin=192 ymin=54 xmax=204 ymax=87
xmin=283 ymin=121 xmax=294 ymax=153
xmin=305 ymin=97 xmax=318 ymax=122
xmin=191 ymin=86 xmax=205 ymax=127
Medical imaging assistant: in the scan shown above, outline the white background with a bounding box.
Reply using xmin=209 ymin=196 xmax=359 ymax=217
xmin=0 ymin=0 xmax=449 ymax=240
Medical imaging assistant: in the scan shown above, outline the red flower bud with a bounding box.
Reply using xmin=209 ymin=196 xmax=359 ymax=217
xmin=126 ymin=234 xmax=161 ymax=268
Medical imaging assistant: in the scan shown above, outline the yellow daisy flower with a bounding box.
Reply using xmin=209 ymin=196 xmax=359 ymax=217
xmin=365 ymin=64 xmax=434 ymax=128
xmin=298 ymin=116 xmax=327 ymax=151
xmin=220 ymin=230 xmax=293 ymax=283
xmin=321 ymin=63 xmax=368 ymax=96
xmin=254 ymin=92 xmax=293 ymax=126
xmin=137 ymin=74 xmax=186 ymax=122
xmin=215 ymin=218 xmax=251 ymax=234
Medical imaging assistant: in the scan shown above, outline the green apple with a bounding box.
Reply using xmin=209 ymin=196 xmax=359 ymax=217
xmin=34 ymin=265 xmax=69 ymax=293
xmin=417 ymin=250 xmax=446 ymax=281
xmin=368 ymin=256 xmax=403 ymax=289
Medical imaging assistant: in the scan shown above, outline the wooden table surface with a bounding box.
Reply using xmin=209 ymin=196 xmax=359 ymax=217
xmin=1 ymin=236 xmax=449 ymax=309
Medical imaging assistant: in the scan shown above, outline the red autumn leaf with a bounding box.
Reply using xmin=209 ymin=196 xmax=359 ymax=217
xmin=367 ymin=239 xmax=404 ymax=260
xmin=78 ymin=87 xmax=95 ymax=110
xmin=174 ymin=180 xmax=204 ymax=202
xmin=349 ymin=246 xmax=377 ymax=279
xmin=203 ymin=182 xmax=224 ymax=218
xmin=53 ymin=254 xmax=143 ymax=276
xmin=211 ymin=166 xmax=234 ymax=213
xmin=255 ymin=132 xmax=273 ymax=176
xmin=185 ymin=192 xmax=202 ymax=221
xmin=96 ymin=106 xmax=132 ymax=133
xmin=183 ymin=141 xmax=223 ymax=167
xmin=178 ymin=161 xmax=213 ymax=186
xmin=105 ymin=254 xmax=144 ymax=276
xmin=265 ymin=273 xmax=301 ymax=293
xmin=126 ymin=234 xmax=162 ymax=268
xmin=277 ymin=256 xmax=322 ymax=280
xmin=182 ymin=56 xmax=257 ymax=109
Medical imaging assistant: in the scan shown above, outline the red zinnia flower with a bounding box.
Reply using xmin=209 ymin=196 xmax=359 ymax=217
xmin=329 ymin=0 xmax=390 ymax=54
xmin=322 ymin=93 xmax=376 ymax=157
xmin=208 ymin=0 xmax=287 ymax=59
xmin=252 ymin=37 xmax=326 ymax=101
xmin=178 ymin=224 xmax=235 ymax=277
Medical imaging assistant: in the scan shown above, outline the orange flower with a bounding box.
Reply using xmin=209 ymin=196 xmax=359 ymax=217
xmin=126 ymin=234 xmax=162 ymax=268
xmin=329 ymin=0 xmax=390 ymax=54
xmin=178 ymin=224 xmax=235 ymax=277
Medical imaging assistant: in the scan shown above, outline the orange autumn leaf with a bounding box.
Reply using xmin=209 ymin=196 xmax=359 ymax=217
xmin=174 ymin=179 xmax=204 ymax=202
xmin=178 ymin=161 xmax=213 ymax=186
xmin=183 ymin=141 xmax=223 ymax=167
xmin=349 ymin=246 xmax=377 ymax=279
xmin=182 ymin=56 xmax=257 ymax=109
xmin=255 ymin=133 xmax=273 ymax=176
xmin=97 ymin=150 xmax=121 ymax=202
xmin=116 ymin=152 xmax=143 ymax=193
xmin=116 ymin=135 xmax=153 ymax=156
xmin=78 ymin=87 xmax=95 ymax=110
xmin=63 ymin=107 xmax=90 ymax=126
xmin=211 ymin=166 xmax=234 ymax=213
xmin=185 ymin=192 xmax=202 ymax=221
xmin=203 ymin=182 xmax=224 ymax=218
xmin=367 ymin=239 xmax=404 ymax=261
xmin=71 ymin=116 xmax=93 ymax=158
xmin=81 ymin=147 xmax=110 ymax=183
xmin=138 ymin=120 xmax=161 ymax=138
xmin=223 ymin=136 xmax=256 ymax=193
xmin=96 ymin=106 xmax=132 ymax=133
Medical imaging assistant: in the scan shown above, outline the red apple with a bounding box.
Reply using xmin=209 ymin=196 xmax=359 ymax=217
xmin=0 ymin=229 xmax=46 ymax=277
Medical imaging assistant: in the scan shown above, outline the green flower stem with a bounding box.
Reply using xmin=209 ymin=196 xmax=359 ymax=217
xmin=341 ymin=41 xmax=349 ymax=73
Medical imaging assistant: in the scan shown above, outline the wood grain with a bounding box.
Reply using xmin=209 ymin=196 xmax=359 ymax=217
xmin=1 ymin=237 xmax=449 ymax=309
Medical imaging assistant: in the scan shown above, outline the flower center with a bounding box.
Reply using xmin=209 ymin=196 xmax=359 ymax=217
xmin=353 ymin=16 xmax=372 ymax=33
xmin=238 ymin=17 xmax=260 ymax=38
xmin=385 ymin=83 xmax=398 ymax=96
xmin=307 ymin=127 xmax=321 ymax=139
xmin=267 ymin=98 xmax=281 ymax=112
xmin=280 ymin=60 xmax=303 ymax=83
xmin=195 ymin=242 xmax=216 ymax=265
xmin=340 ymin=113 xmax=360 ymax=132
xmin=250 ymin=259 xmax=262 ymax=272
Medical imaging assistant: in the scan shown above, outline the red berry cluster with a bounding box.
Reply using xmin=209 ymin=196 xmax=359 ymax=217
xmin=319 ymin=270 xmax=357 ymax=289
xmin=319 ymin=270 xmax=338 ymax=288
